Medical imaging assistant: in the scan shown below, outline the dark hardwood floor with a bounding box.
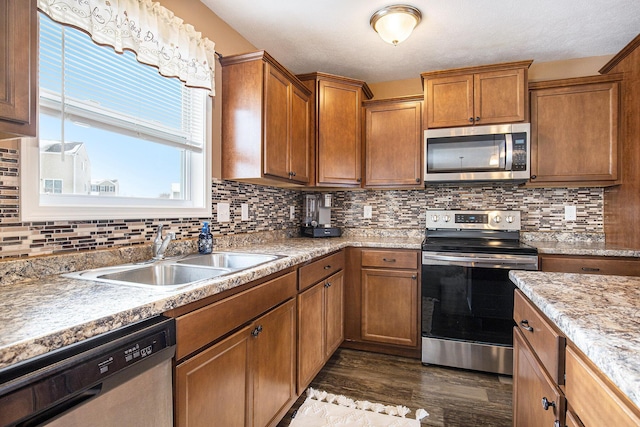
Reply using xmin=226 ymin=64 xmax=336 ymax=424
xmin=278 ymin=348 xmax=513 ymax=427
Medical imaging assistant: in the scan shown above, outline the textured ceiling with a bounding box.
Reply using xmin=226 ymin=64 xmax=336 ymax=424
xmin=201 ymin=0 xmax=640 ymax=84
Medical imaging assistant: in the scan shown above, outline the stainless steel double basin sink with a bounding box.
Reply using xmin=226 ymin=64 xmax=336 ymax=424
xmin=65 ymin=252 xmax=283 ymax=290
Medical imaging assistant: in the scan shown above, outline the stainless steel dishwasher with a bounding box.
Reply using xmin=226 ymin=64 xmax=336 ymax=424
xmin=0 ymin=316 xmax=175 ymax=427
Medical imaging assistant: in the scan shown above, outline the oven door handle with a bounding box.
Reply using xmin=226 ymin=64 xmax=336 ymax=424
xmin=422 ymin=253 xmax=538 ymax=270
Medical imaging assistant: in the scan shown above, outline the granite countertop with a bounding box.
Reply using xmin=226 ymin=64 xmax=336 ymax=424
xmin=510 ymin=270 xmax=640 ymax=409
xmin=530 ymin=241 xmax=640 ymax=257
xmin=0 ymin=237 xmax=422 ymax=370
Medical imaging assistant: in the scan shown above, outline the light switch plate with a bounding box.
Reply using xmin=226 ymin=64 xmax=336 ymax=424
xmin=363 ymin=206 xmax=372 ymax=219
xmin=241 ymin=203 xmax=249 ymax=221
xmin=217 ymin=202 xmax=230 ymax=223
xmin=289 ymin=206 xmax=295 ymax=221
xmin=565 ymin=205 xmax=577 ymax=221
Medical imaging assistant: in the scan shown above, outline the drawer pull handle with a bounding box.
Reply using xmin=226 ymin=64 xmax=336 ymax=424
xmin=383 ymin=258 xmax=396 ymax=262
xmin=324 ymin=265 xmax=332 ymax=270
xmin=581 ymin=267 xmax=601 ymax=272
xmin=520 ymin=320 xmax=534 ymax=332
xmin=251 ymin=325 xmax=263 ymax=337
xmin=541 ymin=397 xmax=556 ymax=411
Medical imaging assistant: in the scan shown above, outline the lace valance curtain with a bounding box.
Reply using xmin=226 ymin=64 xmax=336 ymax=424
xmin=37 ymin=0 xmax=217 ymax=95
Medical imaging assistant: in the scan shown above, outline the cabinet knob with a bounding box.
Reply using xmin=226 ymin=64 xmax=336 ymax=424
xmin=415 ymin=178 xmax=421 ymax=183
xmin=519 ymin=320 xmax=534 ymax=332
xmin=476 ymin=116 xmax=480 ymax=122
xmin=324 ymin=265 xmax=332 ymax=270
xmin=251 ymin=325 xmax=263 ymax=337
xmin=357 ymin=178 xmax=361 ymax=183
xmin=292 ymin=171 xmax=297 ymax=177
xmin=541 ymin=397 xmax=556 ymax=411
xmin=325 ymin=282 xmax=332 ymax=288
xmin=531 ymin=175 xmax=537 ymax=180
xmin=468 ymin=117 xmax=474 ymax=122
xmin=411 ymin=275 xmax=417 ymax=280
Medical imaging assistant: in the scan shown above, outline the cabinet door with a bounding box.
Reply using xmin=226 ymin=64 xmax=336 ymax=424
xmin=361 ymin=269 xmax=418 ymax=347
xmin=425 ymin=74 xmax=474 ymax=128
xmin=0 ymin=0 xmax=36 ymax=138
xmin=530 ymin=81 xmax=619 ymax=184
xmin=325 ymin=270 xmax=344 ymax=357
xmin=297 ymin=282 xmax=325 ymax=391
xmin=513 ymin=327 xmax=565 ymax=427
xmin=175 ymin=324 xmax=252 ymax=427
xmin=252 ymin=299 xmax=296 ymax=427
xmin=263 ymin=64 xmax=291 ymax=180
xmin=364 ymin=99 xmax=423 ymax=187
xmin=317 ymin=80 xmax=362 ymax=185
xmin=474 ymin=68 xmax=526 ymax=125
xmin=289 ymin=85 xmax=310 ymax=183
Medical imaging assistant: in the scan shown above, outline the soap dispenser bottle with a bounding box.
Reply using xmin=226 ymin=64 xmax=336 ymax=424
xmin=198 ymin=222 xmax=213 ymax=254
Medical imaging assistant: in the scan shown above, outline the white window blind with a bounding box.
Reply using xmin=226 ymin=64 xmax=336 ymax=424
xmin=39 ymin=14 xmax=206 ymax=152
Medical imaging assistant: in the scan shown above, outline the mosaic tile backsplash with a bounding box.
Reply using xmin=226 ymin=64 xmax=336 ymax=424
xmin=1 ymin=143 xmax=604 ymax=259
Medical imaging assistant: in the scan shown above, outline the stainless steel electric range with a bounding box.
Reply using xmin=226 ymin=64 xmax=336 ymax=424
xmin=421 ymin=209 xmax=538 ymax=376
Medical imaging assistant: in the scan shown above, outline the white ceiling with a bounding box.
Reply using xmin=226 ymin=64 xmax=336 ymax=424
xmin=201 ymin=0 xmax=640 ymax=84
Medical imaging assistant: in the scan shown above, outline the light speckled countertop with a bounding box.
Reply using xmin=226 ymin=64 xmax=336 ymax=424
xmin=0 ymin=237 xmax=421 ymax=370
xmin=531 ymin=241 xmax=640 ymax=257
xmin=510 ymin=270 xmax=640 ymax=409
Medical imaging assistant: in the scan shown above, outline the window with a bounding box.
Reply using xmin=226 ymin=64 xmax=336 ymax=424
xmin=21 ymin=14 xmax=212 ymax=221
xmin=43 ymin=179 xmax=62 ymax=194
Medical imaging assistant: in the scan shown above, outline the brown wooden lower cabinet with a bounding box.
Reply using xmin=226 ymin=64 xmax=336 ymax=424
xmin=513 ymin=327 xmax=565 ymax=427
xmin=175 ymin=299 xmax=296 ymax=427
xmin=297 ymin=255 xmax=344 ymax=392
xmin=565 ymin=344 xmax=640 ymax=427
xmin=343 ymin=248 xmax=421 ymax=357
xmin=539 ymin=254 xmax=640 ymax=276
xmin=514 ymin=290 xmax=640 ymax=427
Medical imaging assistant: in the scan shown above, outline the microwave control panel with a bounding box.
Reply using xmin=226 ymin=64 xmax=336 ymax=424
xmin=512 ymin=132 xmax=528 ymax=171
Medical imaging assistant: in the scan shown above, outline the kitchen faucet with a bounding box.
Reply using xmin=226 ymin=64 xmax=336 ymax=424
xmin=152 ymin=224 xmax=176 ymax=260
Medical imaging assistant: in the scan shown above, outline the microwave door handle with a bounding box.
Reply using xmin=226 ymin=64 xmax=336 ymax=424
xmin=505 ymin=133 xmax=513 ymax=170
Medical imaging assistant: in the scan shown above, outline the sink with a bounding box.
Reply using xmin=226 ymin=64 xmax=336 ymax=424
xmin=64 ymin=251 xmax=283 ymax=290
xmin=177 ymin=252 xmax=281 ymax=269
xmin=98 ymin=264 xmax=232 ymax=287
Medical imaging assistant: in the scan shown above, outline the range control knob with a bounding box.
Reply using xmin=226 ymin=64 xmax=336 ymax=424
xmin=494 ymin=215 xmax=502 ymax=224
xmin=506 ymin=215 xmax=515 ymax=224
xmin=443 ymin=215 xmax=451 ymax=223
xmin=431 ymin=215 xmax=439 ymax=223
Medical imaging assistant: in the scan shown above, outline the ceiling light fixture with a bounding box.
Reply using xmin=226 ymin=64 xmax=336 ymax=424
xmin=370 ymin=4 xmax=422 ymax=46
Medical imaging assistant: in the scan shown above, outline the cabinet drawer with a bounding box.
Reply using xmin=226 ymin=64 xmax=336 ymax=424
xmin=565 ymin=345 xmax=640 ymax=427
xmin=299 ymin=251 xmax=344 ymax=291
xmin=175 ymin=271 xmax=296 ymax=360
xmin=540 ymin=254 xmax=640 ymax=276
xmin=513 ymin=290 xmax=565 ymax=384
xmin=361 ymin=249 xmax=418 ymax=269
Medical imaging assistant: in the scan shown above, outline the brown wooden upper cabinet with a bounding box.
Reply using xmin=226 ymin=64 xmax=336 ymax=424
xmin=221 ymin=51 xmax=311 ymax=186
xmin=363 ymin=95 xmax=423 ymax=188
xmin=529 ymin=74 xmax=622 ymax=187
xmin=0 ymin=0 xmax=37 ymax=139
xmin=297 ymin=72 xmax=373 ymax=187
xmin=421 ymin=60 xmax=532 ymax=129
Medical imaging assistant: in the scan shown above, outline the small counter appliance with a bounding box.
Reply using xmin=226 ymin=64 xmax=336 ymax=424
xmin=301 ymin=194 xmax=342 ymax=238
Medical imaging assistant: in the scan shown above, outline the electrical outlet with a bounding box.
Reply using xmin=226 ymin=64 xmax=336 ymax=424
xmin=565 ymin=205 xmax=577 ymax=221
xmin=289 ymin=206 xmax=295 ymax=221
xmin=241 ymin=203 xmax=249 ymax=221
xmin=217 ymin=202 xmax=230 ymax=223
xmin=363 ymin=205 xmax=372 ymax=219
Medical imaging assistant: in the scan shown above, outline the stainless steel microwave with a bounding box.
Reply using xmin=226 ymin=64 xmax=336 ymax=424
xmin=424 ymin=123 xmax=531 ymax=183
